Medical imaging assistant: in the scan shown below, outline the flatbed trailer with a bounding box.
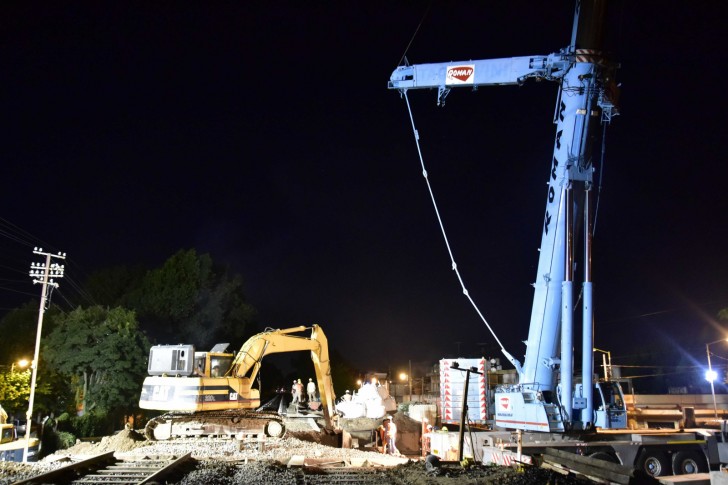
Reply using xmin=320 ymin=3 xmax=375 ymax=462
xmin=482 ymin=428 xmax=728 ymax=478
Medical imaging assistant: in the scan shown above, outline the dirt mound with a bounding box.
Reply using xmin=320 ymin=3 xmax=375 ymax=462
xmin=60 ymin=429 xmax=147 ymax=456
xmin=392 ymin=412 xmax=421 ymax=433
xmin=98 ymin=429 xmax=147 ymax=453
xmin=339 ymin=417 xmax=380 ymax=433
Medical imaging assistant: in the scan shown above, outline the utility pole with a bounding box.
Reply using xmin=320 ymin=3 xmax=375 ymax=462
xmin=408 ymin=359 xmax=412 ymax=401
xmin=450 ymin=362 xmax=483 ymax=462
xmin=24 ymin=247 xmax=65 ymax=462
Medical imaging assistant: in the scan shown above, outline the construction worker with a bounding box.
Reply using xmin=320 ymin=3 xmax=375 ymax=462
xmin=377 ymin=421 xmax=387 ymax=454
xmin=291 ymin=379 xmax=299 ymax=404
xmin=342 ymin=390 xmax=352 ymax=401
xmin=296 ymin=379 xmax=304 ymax=402
xmin=384 ymin=416 xmax=399 ymax=455
xmin=307 ymin=378 xmax=316 ymax=401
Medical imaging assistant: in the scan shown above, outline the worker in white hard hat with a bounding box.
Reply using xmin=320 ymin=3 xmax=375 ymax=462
xmin=342 ymin=390 xmax=352 ymax=401
xmin=307 ymin=378 xmax=316 ymax=402
xmin=291 ymin=379 xmax=300 ymax=404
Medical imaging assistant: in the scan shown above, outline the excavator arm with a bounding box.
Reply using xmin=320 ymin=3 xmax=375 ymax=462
xmin=229 ymin=325 xmax=336 ymax=426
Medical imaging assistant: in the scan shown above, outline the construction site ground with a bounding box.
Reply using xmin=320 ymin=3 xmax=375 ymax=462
xmin=0 ymin=414 xmax=587 ymax=485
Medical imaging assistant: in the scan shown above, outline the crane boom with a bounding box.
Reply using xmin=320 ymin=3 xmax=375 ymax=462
xmin=389 ymin=55 xmax=570 ymax=105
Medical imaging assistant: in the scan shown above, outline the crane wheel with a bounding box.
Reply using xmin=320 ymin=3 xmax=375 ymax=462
xmin=637 ymin=450 xmax=671 ymax=477
xmin=672 ymin=450 xmax=708 ymax=475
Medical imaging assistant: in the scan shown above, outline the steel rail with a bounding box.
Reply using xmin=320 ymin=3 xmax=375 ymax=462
xmin=11 ymin=452 xmax=192 ymax=485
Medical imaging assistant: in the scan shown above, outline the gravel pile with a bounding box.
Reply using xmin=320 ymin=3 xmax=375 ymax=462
xmin=0 ymin=459 xmax=66 ymax=485
xmin=176 ymin=460 xmax=299 ymax=485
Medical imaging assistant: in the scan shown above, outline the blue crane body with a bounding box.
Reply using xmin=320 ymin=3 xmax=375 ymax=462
xmin=388 ymin=0 xmax=625 ymax=433
xmin=389 ymin=3 xmax=728 ymax=478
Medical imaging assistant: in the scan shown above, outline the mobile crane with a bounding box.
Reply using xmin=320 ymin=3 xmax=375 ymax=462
xmin=390 ymin=0 xmax=623 ymax=433
xmin=390 ymin=1 xmax=728 ymax=478
xmin=139 ymin=325 xmax=336 ymax=441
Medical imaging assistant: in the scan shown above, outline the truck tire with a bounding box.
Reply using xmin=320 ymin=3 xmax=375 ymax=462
xmin=672 ymin=450 xmax=708 ymax=475
xmin=589 ymin=451 xmax=619 ymax=464
xmin=637 ymin=450 xmax=671 ymax=477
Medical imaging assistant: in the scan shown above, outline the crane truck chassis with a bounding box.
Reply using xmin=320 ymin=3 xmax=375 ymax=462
xmin=389 ymin=0 xmax=726 ymax=478
xmin=139 ymin=325 xmax=336 ymax=441
xmin=482 ymin=427 xmax=728 ymax=477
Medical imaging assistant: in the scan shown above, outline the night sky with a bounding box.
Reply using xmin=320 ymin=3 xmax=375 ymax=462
xmin=2 ymin=2 xmax=726 ymax=377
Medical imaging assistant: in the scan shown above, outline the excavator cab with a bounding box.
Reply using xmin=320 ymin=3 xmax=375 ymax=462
xmin=193 ymin=343 xmax=233 ymax=377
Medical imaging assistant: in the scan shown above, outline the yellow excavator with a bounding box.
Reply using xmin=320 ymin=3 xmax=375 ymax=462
xmin=139 ymin=325 xmax=336 ymax=440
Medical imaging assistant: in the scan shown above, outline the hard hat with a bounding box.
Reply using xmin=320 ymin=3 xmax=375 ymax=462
xmin=441 ymin=426 xmax=448 ymax=432
xmin=345 ymin=390 xmax=350 ymax=393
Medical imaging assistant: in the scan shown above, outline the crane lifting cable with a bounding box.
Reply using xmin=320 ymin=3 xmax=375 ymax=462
xmin=401 ymin=89 xmax=509 ymax=355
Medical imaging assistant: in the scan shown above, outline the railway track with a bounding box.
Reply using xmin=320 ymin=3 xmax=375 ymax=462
xmin=12 ymin=451 xmax=192 ymax=485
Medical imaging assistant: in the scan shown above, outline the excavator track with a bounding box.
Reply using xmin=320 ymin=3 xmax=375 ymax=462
xmin=144 ymin=410 xmax=285 ymax=441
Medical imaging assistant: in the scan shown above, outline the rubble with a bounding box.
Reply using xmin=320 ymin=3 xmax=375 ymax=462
xmin=335 ymin=382 xmax=397 ymax=419
xmin=0 ymin=424 xmax=585 ymax=485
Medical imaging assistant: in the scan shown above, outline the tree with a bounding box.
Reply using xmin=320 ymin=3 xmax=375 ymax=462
xmin=0 ymin=369 xmax=31 ymax=417
xmin=0 ymin=302 xmax=66 ymax=419
xmin=0 ymin=301 xmax=61 ymax=363
xmin=42 ymin=306 xmax=150 ymax=421
xmin=84 ymin=265 xmax=146 ymax=307
xmin=0 ymin=365 xmax=62 ymax=421
xmin=130 ymin=249 xmax=257 ymax=348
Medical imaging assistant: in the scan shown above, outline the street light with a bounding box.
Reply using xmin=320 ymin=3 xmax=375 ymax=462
xmin=705 ymin=338 xmax=728 ymax=419
xmin=11 ymin=359 xmax=30 ymax=373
